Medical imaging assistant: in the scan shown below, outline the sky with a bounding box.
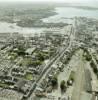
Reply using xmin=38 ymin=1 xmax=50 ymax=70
xmin=0 ymin=0 xmax=97 ymax=3
xmin=0 ymin=0 xmax=98 ymax=6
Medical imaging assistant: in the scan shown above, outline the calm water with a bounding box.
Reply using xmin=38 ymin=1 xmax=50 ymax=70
xmin=0 ymin=7 xmax=98 ymax=35
xmin=42 ymin=7 xmax=98 ymax=23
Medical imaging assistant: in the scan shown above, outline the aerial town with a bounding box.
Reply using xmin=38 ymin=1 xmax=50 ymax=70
xmin=0 ymin=2 xmax=98 ymax=100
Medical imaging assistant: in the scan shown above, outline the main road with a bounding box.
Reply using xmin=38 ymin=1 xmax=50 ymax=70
xmin=27 ymin=20 xmax=76 ymax=100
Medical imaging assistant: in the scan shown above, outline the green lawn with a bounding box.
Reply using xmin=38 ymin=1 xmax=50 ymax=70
xmin=25 ymin=73 xmax=33 ymax=80
xmin=0 ymin=83 xmax=9 ymax=88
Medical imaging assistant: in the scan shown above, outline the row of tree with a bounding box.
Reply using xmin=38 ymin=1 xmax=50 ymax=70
xmin=51 ymin=76 xmax=67 ymax=92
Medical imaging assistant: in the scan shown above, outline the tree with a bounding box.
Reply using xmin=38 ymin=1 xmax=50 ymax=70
xmin=51 ymin=76 xmax=58 ymax=88
xmin=85 ymin=53 xmax=92 ymax=61
xmin=37 ymin=52 xmax=45 ymax=61
xmin=90 ymin=60 xmax=98 ymax=77
xmin=60 ymin=80 xmax=67 ymax=92
xmin=16 ymin=45 xmax=26 ymax=56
